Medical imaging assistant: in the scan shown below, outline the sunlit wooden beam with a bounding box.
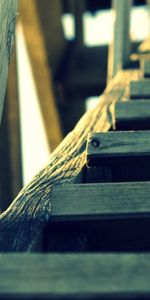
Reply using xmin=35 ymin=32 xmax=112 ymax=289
xmin=18 ymin=0 xmax=63 ymax=152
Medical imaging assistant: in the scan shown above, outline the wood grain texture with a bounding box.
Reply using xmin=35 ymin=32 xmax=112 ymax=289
xmin=0 ymin=0 xmax=18 ymax=124
xmin=51 ymin=182 xmax=150 ymax=221
xmin=0 ymin=69 xmax=140 ymax=251
xmin=87 ymin=131 xmax=150 ymax=159
xmin=1 ymin=254 xmax=150 ymax=299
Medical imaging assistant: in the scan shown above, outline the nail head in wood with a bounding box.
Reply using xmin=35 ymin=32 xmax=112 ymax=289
xmin=91 ymin=138 xmax=100 ymax=149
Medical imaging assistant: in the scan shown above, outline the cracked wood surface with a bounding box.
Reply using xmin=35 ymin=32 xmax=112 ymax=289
xmin=0 ymin=69 xmax=139 ymax=251
xmin=0 ymin=0 xmax=18 ymax=124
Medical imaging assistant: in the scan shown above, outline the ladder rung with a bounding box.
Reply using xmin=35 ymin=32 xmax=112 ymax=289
xmin=51 ymin=182 xmax=150 ymax=221
xmin=1 ymin=253 xmax=150 ymax=299
xmin=130 ymin=79 xmax=150 ymax=99
xmin=87 ymin=131 xmax=150 ymax=164
xmin=141 ymin=58 xmax=150 ymax=78
xmin=115 ymin=100 xmax=150 ymax=130
xmin=86 ymin=131 xmax=150 ymax=182
xmin=116 ymin=100 xmax=150 ymax=121
xmin=42 ymin=182 xmax=150 ymax=252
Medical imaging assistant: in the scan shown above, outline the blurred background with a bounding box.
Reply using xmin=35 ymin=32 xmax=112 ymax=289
xmin=0 ymin=0 xmax=149 ymax=211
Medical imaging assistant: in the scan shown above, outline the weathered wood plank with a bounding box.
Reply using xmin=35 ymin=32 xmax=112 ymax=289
xmin=86 ymin=131 xmax=150 ymax=182
xmin=51 ymin=182 xmax=150 ymax=220
xmin=115 ymin=100 xmax=150 ymax=130
xmin=116 ymin=100 xmax=150 ymax=121
xmin=0 ymin=0 xmax=18 ymax=124
xmin=130 ymin=79 xmax=150 ymax=98
xmin=1 ymin=254 xmax=150 ymax=299
xmin=107 ymin=0 xmax=132 ymax=81
xmin=141 ymin=58 xmax=150 ymax=78
xmin=87 ymin=131 xmax=150 ymax=160
xmin=0 ymin=69 xmax=140 ymax=251
xmin=44 ymin=182 xmax=150 ymax=251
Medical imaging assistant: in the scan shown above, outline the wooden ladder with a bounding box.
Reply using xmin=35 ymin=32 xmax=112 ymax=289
xmin=1 ymin=43 xmax=150 ymax=300
xmin=1 ymin=1 xmax=150 ymax=299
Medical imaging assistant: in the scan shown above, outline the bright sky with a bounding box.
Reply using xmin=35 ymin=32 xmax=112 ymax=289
xmin=62 ymin=6 xmax=150 ymax=46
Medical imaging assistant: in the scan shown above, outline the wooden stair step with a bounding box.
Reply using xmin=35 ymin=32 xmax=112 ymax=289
xmin=1 ymin=253 xmax=150 ymax=299
xmin=87 ymin=131 xmax=150 ymax=163
xmin=115 ymin=100 xmax=150 ymax=130
xmin=51 ymin=182 xmax=150 ymax=221
xmin=43 ymin=182 xmax=150 ymax=252
xmin=86 ymin=131 xmax=150 ymax=182
xmin=130 ymin=79 xmax=150 ymax=99
xmin=141 ymin=58 xmax=150 ymax=78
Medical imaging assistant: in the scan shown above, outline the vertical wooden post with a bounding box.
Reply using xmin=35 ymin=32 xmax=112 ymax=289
xmin=6 ymin=50 xmax=23 ymax=199
xmin=74 ymin=0 xmax=86 ymax=45
xmin=69 ymin=0 xmax=86 ymax=45
xmin=0 ymin=1 xmax=19 ymax=124
xmin=107 ymin=0 xmax=132 ymax=81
